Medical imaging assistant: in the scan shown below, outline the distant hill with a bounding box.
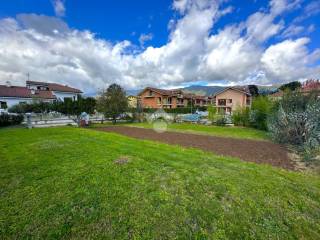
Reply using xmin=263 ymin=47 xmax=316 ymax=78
xmin=126 ymin=85 xmax=224 ymax=96
xmin=125 ymin=84 xmax=280 ymax=97
xmin=126 ymin=89 xmax=141 ymax=96
xmin=179 ymin=85 xmax=224 ymax=96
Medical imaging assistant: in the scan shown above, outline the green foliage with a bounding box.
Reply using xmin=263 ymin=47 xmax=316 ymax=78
xmin=268 ymin=91 xmax=320 ymax=162
xmin=142 ymin=107 xmax=196 ymax=114
xmin=250 ymin=96 xmax=273 ymax=130
xmin=248 ymin=85 xmax=259 ymax=97
xmin=232 ymin=107 xmax=250 ymax=127
xmin=8 ymin=97 xmax=96 ymax=116
xmin=279 ymin=81 xmax=302 ymax=91
xmin=207 ymin=105 xmax=218 ymax=123
xmin=0 ymin=114 xmax=24 ymax=127
xmin=215 ymin=116 xmax=227 ymax=126
xmin=97 ymin=84 xmax=128 ymax=123
xmin=1 ymin=127 xmax=319 ymax=239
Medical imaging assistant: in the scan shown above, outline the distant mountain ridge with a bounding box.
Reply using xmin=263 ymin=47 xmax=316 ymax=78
xmin=126 ymin=85 xmax=280 ymax=96
xmin=126 ymin=85 xmax=224 ymax=96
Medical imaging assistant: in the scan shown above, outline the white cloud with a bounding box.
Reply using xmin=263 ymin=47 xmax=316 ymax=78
xmin=139 ymin=33 xmax=153 ymax=46
xmin=261 ymin=38 xmax=320 ymax=82
xmin=281 ymin=24 xmax=305 ymax=38
xmin=52 ymin=0 xmax=66 ymax=17
xmin=294 ymin=0 xmax=320 ymax=22
xmin=0 ymin=0 xmax=319 ymax=93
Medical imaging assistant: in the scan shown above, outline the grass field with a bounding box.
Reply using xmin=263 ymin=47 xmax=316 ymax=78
xmin=103 ymin=122 xmax=269 ymax=141
xmin=1 ymin=127 xmax=320 ymax=239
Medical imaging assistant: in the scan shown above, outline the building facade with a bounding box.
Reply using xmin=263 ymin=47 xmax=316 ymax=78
xmin=0 ymin=81 xmax=82 ymax=109
xmin=138 ymin=87 xmax=212 ymax=109
xmin=212 ymin=87 xmax=251 ymax=114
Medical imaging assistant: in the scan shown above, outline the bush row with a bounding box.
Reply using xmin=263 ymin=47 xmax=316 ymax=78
xmin=141 ymin=106 xmax=207 ymax=114
xmin=9 ymin=97 xmax=96 ymax=115
xmin=0 ymin=114 xmax=24 ymax=127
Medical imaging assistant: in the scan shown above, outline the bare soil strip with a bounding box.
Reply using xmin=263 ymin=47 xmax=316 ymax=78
xmin=95 ymin=126 xmax=295 ymax=170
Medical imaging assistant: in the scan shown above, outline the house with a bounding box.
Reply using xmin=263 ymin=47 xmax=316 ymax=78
xmin=138 ymin=87 xmax=212 ymax=109
xmin=269 ymin=79 xmax=320 ymax=100
xmin=212 ymin=87 xmax=251 ymax=114
xmin=26 ymin=81 xmax=82 ymax=101
xmin=127 ymin=95 xmax=137 ymax=108
xmin=0 ymin=81 xmax=82 ymax=109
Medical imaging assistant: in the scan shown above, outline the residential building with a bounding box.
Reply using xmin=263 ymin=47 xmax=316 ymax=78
xmin=269 ymin=79 xmax=320 ymax=100
xmin=26 ymin=81 xmax=82 ymax=101
xmin=0 ymin=81 xmax=82 ymax=109
xmin=212 ymin=87 xmax=251 ymax=114
xmin=138 ymin=87 xmax=212 ymax=109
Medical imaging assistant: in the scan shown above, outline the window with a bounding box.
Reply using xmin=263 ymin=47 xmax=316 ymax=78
xmin=228 ymin=99 xmax=232 ymax=103
xmin=0 ymin=101 xmax=7 ymax=109
xmin=218 ymin=99 xmax=226 ymax=106
xmin=157 ymin=97 xmax=161 ymax=104
xmin=148 ymin=90 xmax=153 ymax=96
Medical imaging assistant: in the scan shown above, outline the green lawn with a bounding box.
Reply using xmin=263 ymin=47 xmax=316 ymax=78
xmin=1 ymin=127 xmax=320 ymax=239
xmin=119 ymin=122 xmax=269 ymax=141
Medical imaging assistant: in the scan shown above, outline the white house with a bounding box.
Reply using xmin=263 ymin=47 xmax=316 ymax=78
xmin=0 ymin=81 xmax=82 ymax=109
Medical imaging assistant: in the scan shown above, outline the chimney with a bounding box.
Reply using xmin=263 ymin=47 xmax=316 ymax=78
xmin=6 ymin=81 xmax=11 ymax=87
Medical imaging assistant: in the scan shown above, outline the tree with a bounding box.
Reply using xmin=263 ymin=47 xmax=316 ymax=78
xmin=9 ymin=97 xmax=96 ymax=125
xmin=207 ymin=105 xmax=218 ymax=123
xmin=248 ymin=85 xmax=259 ymax=97
xmin=279 ymin=81 xmax=301 ymax=91
xmin=250 ymin=96 xmax=273 ymax=130
xmin=232 ymin=107 xmax=250 ymax=127
xmin=97 ymin=84 xmax=128 ymax=124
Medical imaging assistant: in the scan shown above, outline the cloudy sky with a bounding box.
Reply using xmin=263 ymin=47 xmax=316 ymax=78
xmin=0 ymin=0 xmax=319 ymax=94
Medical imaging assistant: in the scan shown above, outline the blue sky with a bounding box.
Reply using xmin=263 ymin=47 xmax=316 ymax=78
xmin=0 ymin=0 xmax=319 ymax=93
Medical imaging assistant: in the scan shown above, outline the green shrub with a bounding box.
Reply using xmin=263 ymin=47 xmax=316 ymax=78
xmin=143 ymin=107 xmax=196 ymax=114
xmin=216 ymin=116 xmax=227 ymax=126
xmin=268 ymin=91 xmax=320 ymax=163
xmin=208 ymin=105 xmax=218 ymax=123
xmin=232 ymin=107 xmax=250 ymax=126
xmin=250 ymin=96 xmax=273 ymax=130
xmin=0 ymin=114 xmax=24 ymax=127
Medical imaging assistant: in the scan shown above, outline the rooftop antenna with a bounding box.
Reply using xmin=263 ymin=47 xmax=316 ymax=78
xmin=26 ymin=72 xmax=30 ymax=81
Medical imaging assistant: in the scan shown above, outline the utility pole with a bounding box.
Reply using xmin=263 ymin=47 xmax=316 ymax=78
xmin=26 ymin=72 xmax=30 ymax=81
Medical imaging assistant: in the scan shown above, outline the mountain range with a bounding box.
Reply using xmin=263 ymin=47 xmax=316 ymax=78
xmin=126 ymin=85 xmax=279 ymax=96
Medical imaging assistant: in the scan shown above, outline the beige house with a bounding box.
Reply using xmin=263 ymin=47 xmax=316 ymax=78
xmin=213 ymin=87 xmax=251 ymax=114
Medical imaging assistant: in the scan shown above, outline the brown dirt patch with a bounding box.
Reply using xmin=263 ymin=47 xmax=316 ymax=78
xmin=114 ymin=156 xmax=130 ymax=165
xmin=95 ymin=126 xmax=295 ymax=170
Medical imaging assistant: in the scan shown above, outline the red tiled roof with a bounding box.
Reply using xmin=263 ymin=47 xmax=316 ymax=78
xmin=139 ymin=87 xmax=211 ymax=100
xmin=139 ymin=87 xmax=183 ymax=96
xmin=26 ymin=80 xmax=82 ymax=93
xmin=0 ymin=85 xmax=56 ymax=99
xmin=213 ymin=87 xmax=251 ymax=97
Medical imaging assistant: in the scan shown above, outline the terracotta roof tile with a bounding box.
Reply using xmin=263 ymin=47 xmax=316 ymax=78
xmin=0 ymin=85 xmax=56 ymax=99
xmin=26 ymin=80 xmax=82 ymax=93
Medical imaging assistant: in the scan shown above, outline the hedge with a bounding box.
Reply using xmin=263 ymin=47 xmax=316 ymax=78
xmin=142 ymin=106 xmax=207 ymax=114
xmin=0 ymin=114 xmax=24 ymax=127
